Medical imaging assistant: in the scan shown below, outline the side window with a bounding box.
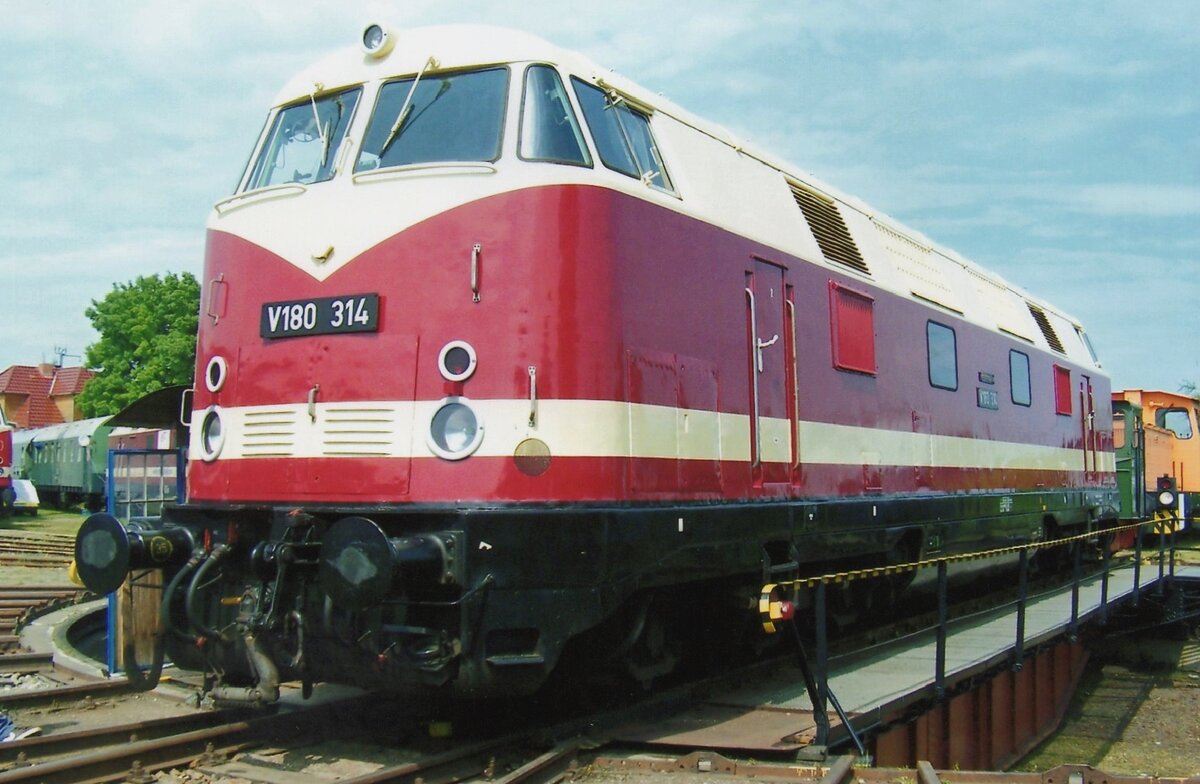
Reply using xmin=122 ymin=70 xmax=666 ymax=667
xmin=1053 ymin=364 xmax=1072 ymax=415
xmin=1158 ymin=408 xmax=1194 ymax=439
xmin=829 ymin=281 xmax=876 ymax=375
xmin=571 ymin=78 xmax=674 ymax=192
xmin=1010 ymin=350 xmax=1031 ymax=406
xmin=519 ymin=65 xmax=590 ymax=166
xmin=926 ymin=322 xmax=958 ymax=391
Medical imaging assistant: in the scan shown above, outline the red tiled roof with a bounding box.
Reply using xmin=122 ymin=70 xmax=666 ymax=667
xmin=48 ymin=366 xmax=93 ymax=396
xmin=0 ymin=366 xmax=50 ymax=396
xmin=0 ymin=365 xmax=89 ymax=429
xmin=20 ymin=397 xmax=64 ymax=429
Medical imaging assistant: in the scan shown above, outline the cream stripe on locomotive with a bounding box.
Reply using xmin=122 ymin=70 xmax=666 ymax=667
xmin=197 ymin=399 xmax=1114 ymax=473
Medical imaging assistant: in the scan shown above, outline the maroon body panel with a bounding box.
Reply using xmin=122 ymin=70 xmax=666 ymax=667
xmin=190 ymin=185 xmax=1113 ymax=505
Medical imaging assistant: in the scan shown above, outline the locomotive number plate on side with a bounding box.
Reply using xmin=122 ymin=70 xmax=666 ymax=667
xmin=260 ymin=293 xmax=380 ymax=339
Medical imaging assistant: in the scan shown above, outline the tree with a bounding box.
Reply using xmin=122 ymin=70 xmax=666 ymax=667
xmin=1182 ymin=380 xmax=1197 ymax=400
xmin=76 ymin=272 xmax=200 ymax=417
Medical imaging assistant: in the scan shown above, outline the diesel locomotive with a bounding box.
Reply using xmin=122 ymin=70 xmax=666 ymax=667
xmin=74 ymin=23 xmax=1119 ymax=702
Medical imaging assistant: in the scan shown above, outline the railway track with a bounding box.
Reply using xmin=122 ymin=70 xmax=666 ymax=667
xmin=0 ymin=531 xmax=76 ymax=567
xmin=0 ymin=585 xmax=88 ymax=654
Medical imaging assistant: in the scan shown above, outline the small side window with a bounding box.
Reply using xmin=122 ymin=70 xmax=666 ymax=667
xmin=1053 ymin=365 xmax=1072 ymax=415
xmin=571 ymin=78 xmax=674 ymax=192
xmin=1158 ymin=408 xmax=1194 ymax=439
xmin=1010 ymin=350 xmax=1031 ymax=406
xmin=519 ymin=65 xmax=591 ymax=166
xmin=926 ymin=322 xmax=957 ymax=391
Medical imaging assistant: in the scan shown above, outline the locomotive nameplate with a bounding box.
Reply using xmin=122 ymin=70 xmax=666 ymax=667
xmin=261 ymin=293 xmax=379 ymax=339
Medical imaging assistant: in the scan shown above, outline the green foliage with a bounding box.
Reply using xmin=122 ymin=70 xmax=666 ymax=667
xmin=76 ymin=272 xmax=200 ymax=417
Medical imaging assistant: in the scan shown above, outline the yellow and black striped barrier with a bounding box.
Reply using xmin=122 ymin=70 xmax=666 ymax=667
xmin=757 ymin=519 xmax=1158 ymax=634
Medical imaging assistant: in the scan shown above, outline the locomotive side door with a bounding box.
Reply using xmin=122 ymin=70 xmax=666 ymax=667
xmin=745 ymin=259 xmax=794 ymax=485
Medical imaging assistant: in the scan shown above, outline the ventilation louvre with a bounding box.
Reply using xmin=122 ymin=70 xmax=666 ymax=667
xmin=1027 ymin=303 xmax=1065 ymax=354
xmin=790 ymin=183 xmax=869 ymax=275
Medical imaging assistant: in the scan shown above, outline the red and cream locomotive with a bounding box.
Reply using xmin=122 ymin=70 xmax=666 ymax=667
xmin=74 ymin=23 xmax=1118 ymax=701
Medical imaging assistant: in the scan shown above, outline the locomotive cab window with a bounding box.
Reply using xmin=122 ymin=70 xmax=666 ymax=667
xmin=926 ymin=321 xmax=958 ymax=391
xmin=1009 ymin=350 xmax=1031 ymax=406
xmin=245 ymin=87 xmax=362 ymax=191
xmin=1158 ymin=408 xmax=1194 ymax=439
xmin=520 ymin=65 xmax=591 ymax=166
xmin=571 ymin=78 xmax=674 ymax=192
xmin=356 ymin=67 xmax=509 ymax=172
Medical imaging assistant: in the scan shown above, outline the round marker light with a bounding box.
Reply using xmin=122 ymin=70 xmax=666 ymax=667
xmin=361 ymin=23 xmax=396 ymax=58
xmin=1158 ymin=489 xmax=1176 ymax=509
xmin=427 ymin=398 xmax=483 ymax=460
xmin=438 ymin=340 xmax=477 ymax=382
xmin=205 ymin=355 xmax=228 ymax=393
xmin=199 ymin=407 xmax=226 ymax=462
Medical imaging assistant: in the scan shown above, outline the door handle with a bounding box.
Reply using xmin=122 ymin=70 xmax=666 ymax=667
xmin=756 ymin=333 xmax=779 ymax=372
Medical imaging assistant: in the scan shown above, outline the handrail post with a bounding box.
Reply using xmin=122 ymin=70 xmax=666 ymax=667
xmin=1099 ymin=533 xmax=1111 ymax=625
xmin=1133 ymin=522 xmax=1143 ymax=607
xmin=1069 ymin=539 xmax=1082 ymax=641
xmin=1157 ymin=524 xmax=1166 ymax=597
xmin=814 ymin=579 xmax=831 ymax=745
xmin=1014 ymin=548 xmax=1028 ymax=670
xmin=935 ymin=559 xmax=948 ymax=700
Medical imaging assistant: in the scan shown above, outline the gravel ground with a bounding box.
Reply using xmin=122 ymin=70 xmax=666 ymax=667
xmin=1018 ymin=534 xmax=1200 ymax=778
xmin=1017 ymin=644 xmax=1200 ymax=778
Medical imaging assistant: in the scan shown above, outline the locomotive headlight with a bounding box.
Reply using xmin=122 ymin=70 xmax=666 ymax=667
xmin=427 ymin=398 xmax=483 ymax=460
xmin=199 ymin=406 xmax=226 ymax=462
xmin=361 ymin=23 xmax=396 ymax=58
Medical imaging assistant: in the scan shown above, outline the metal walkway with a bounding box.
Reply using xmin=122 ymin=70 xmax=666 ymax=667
xmin=613 ymin=559 xmax=1200 ymax=764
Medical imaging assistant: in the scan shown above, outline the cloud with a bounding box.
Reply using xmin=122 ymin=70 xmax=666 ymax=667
xmin=975 ymin=48 xmax=1151 ymax=79
xmin=1068 ymin=184 xmax=1200 ymax=218
xmin=0 ymin=0 xmax=1196 ymax=395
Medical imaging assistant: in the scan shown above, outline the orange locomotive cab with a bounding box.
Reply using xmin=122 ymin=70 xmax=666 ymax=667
xmin=1113 ymin=389 xmax=1199 ymax=525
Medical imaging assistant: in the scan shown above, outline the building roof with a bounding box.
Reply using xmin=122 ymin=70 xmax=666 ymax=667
xmin=0 ymin=365 xmax=94 ymax=429
xmin=48 ymin=366 xmax=92 ymax=396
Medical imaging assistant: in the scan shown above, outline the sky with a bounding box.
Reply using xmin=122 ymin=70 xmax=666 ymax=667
xmin=1 ymin=1 xmax=1197 ymax=393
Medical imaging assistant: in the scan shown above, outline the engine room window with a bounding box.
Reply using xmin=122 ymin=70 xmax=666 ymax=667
xmin=829 ymin=281 xmax=876 ymax=375
xmin=356 ymin=68 xmax=508 ymax=171
xmin=1158 ymin=408 xmax=1194 ymax=439
xmin=1009 ymin=350 xmax=1031 ymax=406
xmin=1053 ymin=364 xmax=1072 ymax=416
xmin=926 ymin=321 xmax=958 ymax=391
xmin=571 ymin=78 xmax=674 ymax=192
xmin=245 ymin=87 xmax=362 ymax=190
xmin=520 ymin=66 xmax=590 ymax=166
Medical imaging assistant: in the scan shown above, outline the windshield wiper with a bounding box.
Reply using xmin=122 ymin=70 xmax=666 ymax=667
xmin=307 ymin=90 xmax=329 ymax=165
xmin=381 ymin=56 xmax=439 ymax=156
xmin=319 ymin=98 xmax=345 ymax=169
